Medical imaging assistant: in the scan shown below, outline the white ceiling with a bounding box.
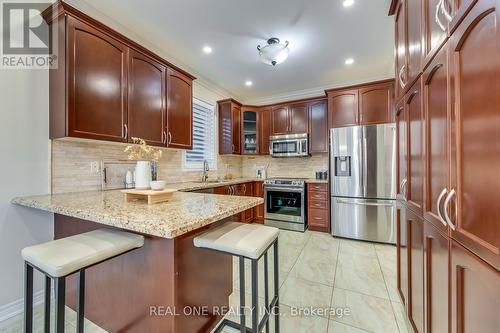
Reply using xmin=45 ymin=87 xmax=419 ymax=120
xmin=79 ymin=0 xmax=394 ymax=104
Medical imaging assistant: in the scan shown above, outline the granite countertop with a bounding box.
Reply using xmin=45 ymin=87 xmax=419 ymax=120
xmin=167 ymin=177 xmax=262 ymax=191
xmin=305 ymin=179 xmax=329 ymax=184
xmin=12 ymin=189 xmax=263 ymax=239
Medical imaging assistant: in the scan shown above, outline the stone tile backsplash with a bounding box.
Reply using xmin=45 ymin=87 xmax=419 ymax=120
xmin=51 ymin=140 xmax=242 ymax=193
xmin=51 ymin=140 xmax=328 ymax=193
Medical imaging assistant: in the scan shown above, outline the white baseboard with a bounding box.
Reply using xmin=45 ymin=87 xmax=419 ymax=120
xmin=0 ymin=290 xmax=45 ymax=323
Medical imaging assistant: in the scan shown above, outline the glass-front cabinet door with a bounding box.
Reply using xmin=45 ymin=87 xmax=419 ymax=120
xmin=242 ymin=110 xmax=258 ymax=154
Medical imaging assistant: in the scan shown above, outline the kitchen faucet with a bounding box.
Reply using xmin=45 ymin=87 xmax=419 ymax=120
xmin=201 ymin=160 xmax=209 ymax=182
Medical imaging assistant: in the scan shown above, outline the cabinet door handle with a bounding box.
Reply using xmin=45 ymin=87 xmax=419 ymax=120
xmin=243 ymin=184 xmax=246 ymax=195
xmin=435 ymin=0 xmax=447 ymax=31
xmin=398 ymin=65 xmax=407 ymax=89
xmin=441 ymin=0 xmax=453 ymax=21
xmin=443 ymin=189 xmax=457 ymax=230
xmin=436 ymin=188 xmax=448 ymax=227
xmin=232 ymin=144 xmax=235 ymax=153
xmin=168 ymin=132 xmax=172 ymax=145
xmin=123 ymin=124 xmax=128 ymax=139
xmin=314 ymin=217 xmax=323 ymax=220
xmin=162 ymin=131 xmax=167 ymax=144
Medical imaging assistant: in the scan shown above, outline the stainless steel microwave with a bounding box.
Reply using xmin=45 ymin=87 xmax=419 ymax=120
xmin=269 ymin=133 xmax=309 ymax=157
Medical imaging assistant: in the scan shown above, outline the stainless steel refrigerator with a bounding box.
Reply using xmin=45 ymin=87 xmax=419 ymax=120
xmin=330 ymin=123 xmax=397 ymax=244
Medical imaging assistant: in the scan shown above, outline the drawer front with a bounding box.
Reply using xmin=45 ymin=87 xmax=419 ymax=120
xmin=308 ymin=208 xmax=329 ymax=227
xmin=309 ymin=199 xmax=328 ymax=210
xmin=308 ymin=191 xmax=328 ymax=201
xmin=308 ymin=183 xmax=328 ymax=192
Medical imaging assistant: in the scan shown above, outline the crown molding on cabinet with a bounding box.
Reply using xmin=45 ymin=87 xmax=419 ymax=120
xmin=243 ymin=75 xmax=395 ymax=106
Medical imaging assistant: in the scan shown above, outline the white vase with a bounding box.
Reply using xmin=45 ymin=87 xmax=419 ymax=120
xmin=135 ymin=161 xmax=151 ymax=190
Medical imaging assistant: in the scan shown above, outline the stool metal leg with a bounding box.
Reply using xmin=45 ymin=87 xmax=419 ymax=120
xmin=24 ymin=262 xmax=33 ymax=333
xmin=76 ymin=269 xmax=85 ymax=333
xmin=239 ymin=256 xmax=246 ymax=333
xmin=44 ymin=276 xmax=51 ymax=333
xmin=251 ymin=259 xmax=258 ymax=333
xmin=273 ymin=240 xmax=280 ymax=333
xmin=54 ymin=277 xmax=66 ymax=333
xmin=264 ymin=253 xmax=269 ymax=333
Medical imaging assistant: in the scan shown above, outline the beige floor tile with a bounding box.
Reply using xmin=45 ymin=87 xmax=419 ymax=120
xmin=334 ymin=264 xmax=389 ymax=299
xmin=374 ymin=244 xmax=397 ymax=262
xmin=339 ymin=239 xmax=377 ymax=258
xmin=378 ymin=256 xmax=401 ymax=303
xmin=221 ymin=303 xmax=329 ymax=333
xmin=330 ymin=288 xmax=399 ymax=333
xmin=328 ymin=320 xmax=370 ymax=333
xmin=337 ymin=251 xmax=381 ymax=272
xmin=279 ymin=276 xmax=333 ymax=317
xmin=288 ymin=244 xmax=337 ymax=286
xmin=391 ymin=301 xmax=412 ymax=333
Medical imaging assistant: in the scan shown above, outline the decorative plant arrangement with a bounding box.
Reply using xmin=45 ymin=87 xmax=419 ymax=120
xmin=124 ymin=137 xmax=162 ymax=161
xmin=124 ymin=137 xmax=162 ymax=190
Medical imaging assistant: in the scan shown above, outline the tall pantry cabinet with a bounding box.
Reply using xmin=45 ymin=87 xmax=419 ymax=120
xmin=389 ymin=0 xmax=500 ymax=332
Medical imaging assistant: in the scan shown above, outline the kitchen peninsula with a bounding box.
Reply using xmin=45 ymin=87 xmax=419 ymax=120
xmin=12 ymin=185 xmax=263 ymax=333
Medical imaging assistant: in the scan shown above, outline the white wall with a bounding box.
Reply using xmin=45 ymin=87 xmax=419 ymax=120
xmin=0 ymin=68 xmax=53 ymax=318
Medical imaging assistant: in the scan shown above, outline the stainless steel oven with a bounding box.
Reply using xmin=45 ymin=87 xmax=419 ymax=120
xmin=269 ymin=133 xmax=309 ymax=157
xmin=264 ymin=178 xmax=306 ymax=232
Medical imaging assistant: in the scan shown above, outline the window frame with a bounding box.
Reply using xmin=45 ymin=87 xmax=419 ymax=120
xmin=182 ymin=97 xmax=217 ymax=171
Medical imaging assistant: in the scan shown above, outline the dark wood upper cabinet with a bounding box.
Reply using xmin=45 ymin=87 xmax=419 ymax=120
xmin=450 ymin=240 xmax=500 ymax=333
xmin=423 ymin=42 xmax=450 ymax=234
xmin=128 ymin=50 xmax=166 ymax=146
xmin=448 ymin=0 xmax=500 ymax=271
xmin=166 ymin=68 xmax=193 ymax=149
xmin=394 ymin=0 xmax=408 ymax=99
xmin=406 ymin=78 xmax=424 ymax=215
xmin=407 ymin=208 xmax=425 ymax=333
xmin=407 ymin=0 xmax=423 ymax=86
xmin=45 ymin=2 xmax=195 ymax=147
xmin=258 ymin=108 xmax=271 ymax=155
xmin=271 ymin=106 xmax=290 ymax=135
xmin=66 ymin=16 xmax=128 ymax=142
xmin=396 ymin=98 xmax=408 ymax=201
xmin=424 ymin=222 xmax=449 ymax=333
xmin=241 ymin=107 xmax=259 ymax=155
xmin=358 ymin=82 xmax=394 ymax=124
xmin=231 ymin=105 xmax=241 ymax=154
xmin=217 ymin=99 xmax=242 ymax=155
xmin=289 ymin=103 xmax=309 ymax=134
xmin=327 ymin=89 xmax=359 ymax=128
xmin=423 ymin=0 xmax=449 ymax=65
xmin=308 ymin=100 xmax=328 ymax=153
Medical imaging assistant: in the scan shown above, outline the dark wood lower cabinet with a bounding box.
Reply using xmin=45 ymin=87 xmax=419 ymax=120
xmin=450 ymin=241 xmax=500 ymax=333
xmin=396 ymin=201 xmax=409 ymax=305
xmin=407 ymin=208 xmax=425 ymax=333
xmin=307 ymin=183 xmax=329 ymax=233
xmin=214 ymin=182 xmax=258 ymax=223
xmin=254 ymin=181 xmax=264 ymax=223
xmin=424 ymin=222 xmax=449 ymax=333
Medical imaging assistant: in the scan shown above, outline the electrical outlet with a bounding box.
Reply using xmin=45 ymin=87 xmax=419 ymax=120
xmin=90 ymin=161 xmax=100 ymax=174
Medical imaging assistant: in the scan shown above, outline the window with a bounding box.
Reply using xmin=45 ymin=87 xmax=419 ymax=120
xmin=182 ymin=98 xmax=216 ymax=171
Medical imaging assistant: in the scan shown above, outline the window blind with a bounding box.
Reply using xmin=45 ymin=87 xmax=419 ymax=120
xmin=183 ymin=99 xmax=216 ymax=170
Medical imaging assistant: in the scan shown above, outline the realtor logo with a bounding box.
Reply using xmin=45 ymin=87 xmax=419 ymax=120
xmin=1 ymin=1 xmax=57 ymax=69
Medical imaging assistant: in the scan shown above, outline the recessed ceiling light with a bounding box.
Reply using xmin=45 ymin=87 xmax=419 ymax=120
xmin=343 ymin=0 xmax=355 ymax=7
xmin=345 ymin=58 xmax=355 ymax=65
xmin=202 ymin=46 xmax=212 ymax=54
xmin=245 ymin=80 xmax=253 ymax=87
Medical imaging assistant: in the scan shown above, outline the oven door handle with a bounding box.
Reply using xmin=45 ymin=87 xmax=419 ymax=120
xmin=264 ymin=186 xmax=305 ymax=193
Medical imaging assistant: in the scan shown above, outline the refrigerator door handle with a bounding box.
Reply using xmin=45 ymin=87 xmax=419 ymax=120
xmin=335 ymin=198 xmax=394 ymax=207
xmin=363 ymin=135 xmax=368 ymax=196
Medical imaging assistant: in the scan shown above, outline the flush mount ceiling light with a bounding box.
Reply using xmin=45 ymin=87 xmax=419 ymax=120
xmin=202 ymin=46 xmax=212 ymax=54
xmin=257 ymin=38 xmax=290 ymax=66
xmin=343 ymin=0 xmax=355 ymax=7
xmin=245 ymin=80 xmax=253 ymax=87
xmin=345 ymin=58 xmax=355 ymax=65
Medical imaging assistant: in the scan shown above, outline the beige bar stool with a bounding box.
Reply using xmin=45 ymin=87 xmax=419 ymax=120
xmin=194 ymin=222 xmax=280 ymax=333
xmin=21 ymin=229 xmax=144 ymax=333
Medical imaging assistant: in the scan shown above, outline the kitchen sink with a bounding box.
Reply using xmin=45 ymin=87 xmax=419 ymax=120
xmin=193 ymin=180 xmax=223 ymax=184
